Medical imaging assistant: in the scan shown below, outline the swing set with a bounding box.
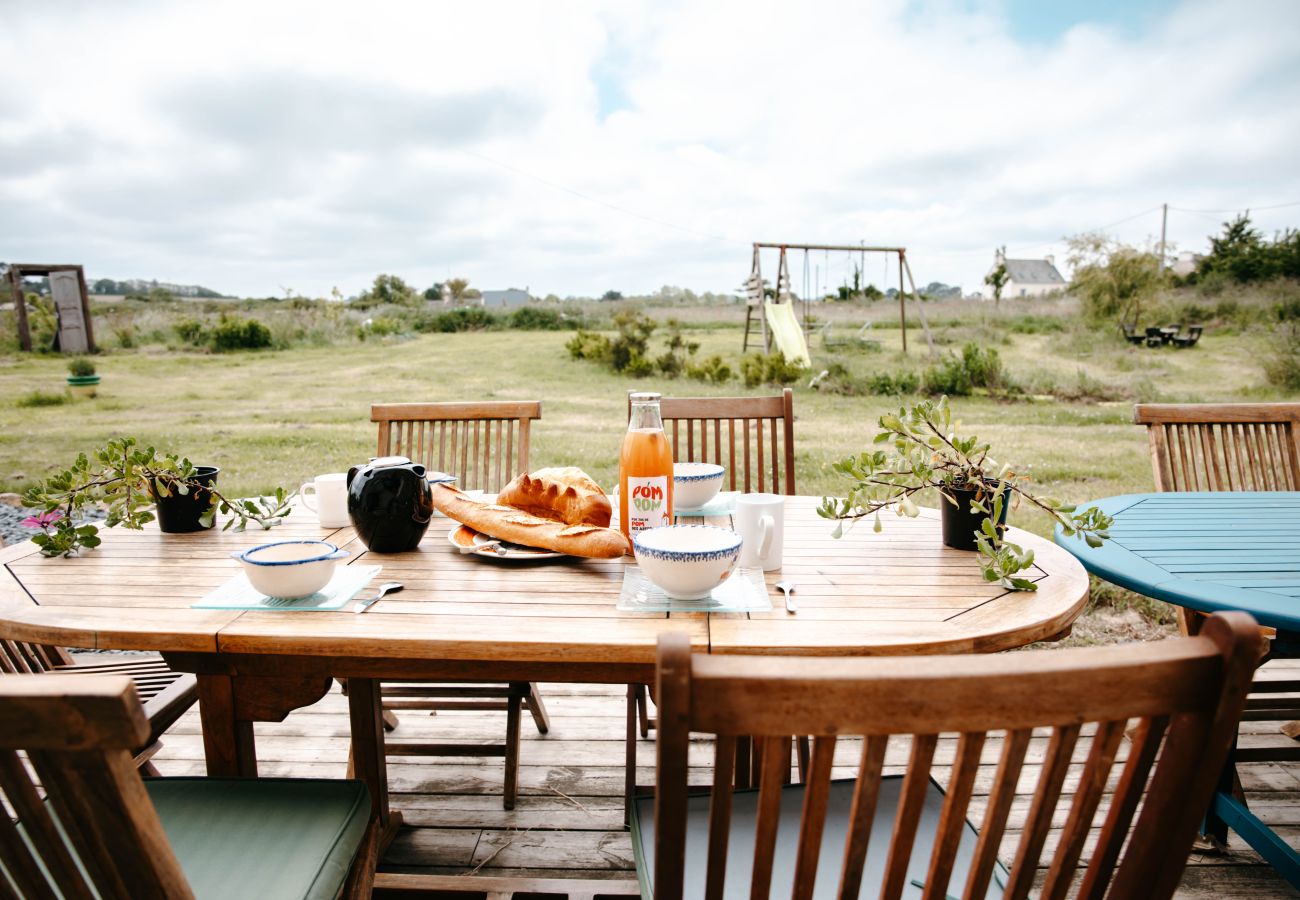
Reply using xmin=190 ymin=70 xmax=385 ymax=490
xmin=743 ymin=242 xmax=934 ymax=360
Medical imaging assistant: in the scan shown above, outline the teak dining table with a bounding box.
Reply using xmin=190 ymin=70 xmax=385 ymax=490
xmin=0 ymin=496 xmax=1088 ymax=853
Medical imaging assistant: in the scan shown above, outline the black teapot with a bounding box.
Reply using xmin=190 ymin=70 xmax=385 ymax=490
xmin=346 ymin=456 xmax=434 ymax=553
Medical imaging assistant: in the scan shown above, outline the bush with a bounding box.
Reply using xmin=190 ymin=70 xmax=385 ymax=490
xmin=741 ymin=351 xmax=802 ymax=388
xmin=1264 ymin=323 xmax=1300 ymax=390
xmin=210 ymin=315 xmax=274 ymax=352
xmin=353 ymin=274 xmax=421 ymax=309
xmin=359 ymin=316 xmax=405 ymax=339
xmin=507 ymin=306 xmax=580 ymax=330
xmin=416 ymin=307 xmax=498 ymax=333
xmin=1067 ymin=233 xmax=1163 ymax=323
xmin=174 ymin=319 xmax=208 ymax=346
xmin=922 ymin=343 xmax=1012 ymax=397
xmin=685 ymin=354 xmax=734 ymax=384
xmin=866 ymin=371 xmax=920 ymax=395
xmin=17 ymin=390 xmax=69 ymax=408
xmin=66 ymin=357 xmax=95 ymax=377
xmin=566 ymin=330 xmax=611 ymax=362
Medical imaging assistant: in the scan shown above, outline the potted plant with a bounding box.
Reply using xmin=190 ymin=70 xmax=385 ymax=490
xmin=21 ymin=437 xmax=295 ymax=556
xmin=65 ymin=357 xmax=100 ymax=397
xmin=818 ymin=397 xmax=1112 ymax=590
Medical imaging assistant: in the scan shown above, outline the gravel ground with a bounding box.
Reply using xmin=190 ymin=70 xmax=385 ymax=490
xmin=0 ymin=501 xmax=106 ymax=547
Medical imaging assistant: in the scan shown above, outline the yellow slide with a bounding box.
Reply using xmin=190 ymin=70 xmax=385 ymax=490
xmin=763 ymin=301 xmax=811 ymax=367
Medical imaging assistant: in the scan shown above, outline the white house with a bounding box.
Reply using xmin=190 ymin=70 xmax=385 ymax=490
xmin=981 ymin=248 xmax=1066 ymax=300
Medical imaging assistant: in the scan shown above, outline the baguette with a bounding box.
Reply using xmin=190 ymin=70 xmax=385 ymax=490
xmin=497 ymin=467 xmax=612 ymax=527
xmin=431 ymin=483 xmax=629 ymax=558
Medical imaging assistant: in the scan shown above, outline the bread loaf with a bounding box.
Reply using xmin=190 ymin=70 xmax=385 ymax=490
xmin=497 ymin=467 xmax=613 ymax=527
xmin=431 ymin=482 xmax=629 ymax=558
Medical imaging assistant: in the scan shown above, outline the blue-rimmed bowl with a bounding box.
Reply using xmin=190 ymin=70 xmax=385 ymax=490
xmin=633 ymin=524 xmax=741 ymax=600
xmin=231 ymin=540 xmax=349 ymax=598
xmin=673 ymin=462 xmax=725 ymax=509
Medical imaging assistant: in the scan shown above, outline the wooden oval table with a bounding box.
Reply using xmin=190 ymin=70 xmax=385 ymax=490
xmin=0 ymin=496 xmax=1087 ymax=849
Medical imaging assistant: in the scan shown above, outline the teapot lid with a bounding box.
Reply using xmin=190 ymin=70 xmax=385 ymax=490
xmin=367 ymin=456 xmax=413 ymax=469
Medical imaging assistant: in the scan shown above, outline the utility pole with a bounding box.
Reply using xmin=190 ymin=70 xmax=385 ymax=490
xmin=1158 ymin=203 xmax=1168 ymax=275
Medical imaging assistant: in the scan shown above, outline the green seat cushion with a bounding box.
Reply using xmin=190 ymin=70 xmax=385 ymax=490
xmin=145 ymin=777 xmax=370 ymax=900
xmin=631 ymin=776 xmax=1006 ymax=899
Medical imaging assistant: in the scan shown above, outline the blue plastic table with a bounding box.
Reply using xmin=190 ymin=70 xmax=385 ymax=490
xmin=1056 ymin=491 xmax=1300 ymax=887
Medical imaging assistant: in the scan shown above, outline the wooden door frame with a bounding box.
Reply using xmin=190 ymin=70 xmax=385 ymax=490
xmin=7 ymin=263 xmax=96 ymax=353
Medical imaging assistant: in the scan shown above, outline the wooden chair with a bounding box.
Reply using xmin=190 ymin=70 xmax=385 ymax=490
xmin=373 ymin=400 xmax=540 ymax=492
xmin=637 ymin=613 xmax=1258 ymax=899
xmin=1137 ymin=402 xmax=1300 ymax=827
xmin=0 ymin=638 xmax=196 ymax=775
xmin=626 ymin=389 xmax=798 ymax=810
xmin=630 ymin=388 xmax=797 ymax=495
xmin=0 ymin=675 xmax=376 ymax=899
xmin=1136 ymin=402 xmax=1300 ymax=493
xmin=365 ymin=401 xmax=550 ymax=810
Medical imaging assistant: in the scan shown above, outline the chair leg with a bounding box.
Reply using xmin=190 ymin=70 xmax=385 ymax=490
xmin=503 ymin=683 xmax=524 ymax=810
xmin=625 ymin=683 xmax=638 ymax=825
xmin=341 ymin=815 xmax=380 ymax=900
xmin=525 ymin=682 xmax=551 ymax=735
xmin=381 ymin=708 xmax=400 ymax=731
xmin=634 ymin=683 xmax=653 ymax=738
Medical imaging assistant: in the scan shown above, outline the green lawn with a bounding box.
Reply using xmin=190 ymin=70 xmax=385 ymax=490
xmin=0 ymin=321 xmax=1286 ymax=549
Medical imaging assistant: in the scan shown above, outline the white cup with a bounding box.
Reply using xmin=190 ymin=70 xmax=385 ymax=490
xmin=735 ymin=493 xmax=784 ymax=571
xmin=300 ymin=473 xmax=350 ymax=528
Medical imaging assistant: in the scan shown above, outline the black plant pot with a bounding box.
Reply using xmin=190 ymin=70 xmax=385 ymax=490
xmin=940 ymin=483 xmax=1010 ymax=551
xmin=151 ymin=466 xmax=220 ymax=534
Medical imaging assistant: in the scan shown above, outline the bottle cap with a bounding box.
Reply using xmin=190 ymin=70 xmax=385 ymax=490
xmin=629 ymin=391 xmax=661 ymax=402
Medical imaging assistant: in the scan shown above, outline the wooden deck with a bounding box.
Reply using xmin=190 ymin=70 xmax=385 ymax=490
xmin=147 ymin=668 xmax=1300 ymax=896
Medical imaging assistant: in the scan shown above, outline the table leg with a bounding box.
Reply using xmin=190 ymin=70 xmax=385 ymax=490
xmin=198 ymin=674 xmax=257 ymax=776
xmin=346 ymin=676 xmax=400 ymax=843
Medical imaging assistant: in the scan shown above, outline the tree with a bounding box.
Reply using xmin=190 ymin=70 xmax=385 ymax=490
xmin=1067 ymin=233 xmax=1162 ymax=326
xmin=354 ymin=274 xmax=419 ymax=309
xmin=1196 ymin=214 xmax=1300 ymax=283
xmin=445 ymin=278 xmax=472 ymax=303
xmin=92 ymin=278 xmax=117 ymax=294
xmin=601 ymin=290 xmax=623 ymax=302
xmin=423 ymin=283 xmax=444 ymax=301
xmin=984 ymin=262 xmax=1008 ymax=307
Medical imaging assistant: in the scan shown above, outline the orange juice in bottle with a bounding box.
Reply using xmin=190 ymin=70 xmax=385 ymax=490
xmin=620 ymin=392 xmax=674 ymax=539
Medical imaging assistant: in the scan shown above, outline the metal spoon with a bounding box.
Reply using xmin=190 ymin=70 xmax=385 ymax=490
xmin=353 ymin=581 xmax=403 ymax=614
xmin=776 ymin=580 xmax=797 ymax=613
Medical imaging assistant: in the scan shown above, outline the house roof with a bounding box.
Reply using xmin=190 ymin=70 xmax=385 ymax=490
xmin=1004 ymin=258 xmax=1065 ymax=285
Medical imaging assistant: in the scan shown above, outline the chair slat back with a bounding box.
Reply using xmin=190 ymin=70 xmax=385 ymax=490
xmin=0 ymin=640 xmax=74 ymax=674
xmin=372 ymin=401 xmax=541 ymax=494
xmin=0 ymin=676 xmax=194 ymax=899
xmin=652 ymin=613 xmax=1259 ymax=900
xmin=630 ymin=390 xmax=796 ymax=495
xmin=1135 ymin=403 xmax=1300 ymax=491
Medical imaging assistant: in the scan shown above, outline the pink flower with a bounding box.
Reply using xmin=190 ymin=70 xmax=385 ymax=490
xmin=20 ymin=510 xmax=64 ymax=529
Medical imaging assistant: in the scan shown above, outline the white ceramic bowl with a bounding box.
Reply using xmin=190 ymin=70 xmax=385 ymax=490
xmin=673 ymin=462 xmax=725 ymax=510
xmin=231 ymin=540 xmax=349 ymax=598
xmin=633 ymin=524 xmax=741 ymax=600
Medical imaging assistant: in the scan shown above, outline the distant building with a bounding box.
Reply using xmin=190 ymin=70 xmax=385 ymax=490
xmin=1170 ymin=251 xmax=1204 ymax=278
xmin=479 ymin=288 xmax=532 ymax=309
xmin=981 ymin=248 xmax=1066 ymax=300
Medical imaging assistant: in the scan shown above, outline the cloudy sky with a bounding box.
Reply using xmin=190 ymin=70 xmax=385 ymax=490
xmin=3 ymin=0 xmax=1299 ymax=298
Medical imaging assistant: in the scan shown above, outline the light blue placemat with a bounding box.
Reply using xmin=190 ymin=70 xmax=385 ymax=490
xmin=192 ymin=565 xmax=381 ymax=611
xmin=674 ymin=491 xmax=739 ymax=518
xmin=617 ymin=566 xmax=771 ymax=613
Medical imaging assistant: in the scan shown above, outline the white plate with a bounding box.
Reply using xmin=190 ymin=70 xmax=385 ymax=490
xmin=447 ymin=524 xmax=567 ymax=560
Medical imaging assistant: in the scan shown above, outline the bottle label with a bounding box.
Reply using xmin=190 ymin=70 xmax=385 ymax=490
xmin=627 ymin=476 xmax=670 ymax=534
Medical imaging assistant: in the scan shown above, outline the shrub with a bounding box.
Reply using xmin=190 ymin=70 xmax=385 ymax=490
xmin=653 ymin=319 xmax=699 ymax=378
xmin=112 ymin=325 xmax=137 ymax=349
xmin=416 ymin=307 xmax=498 ymax=333
xmin=67 ymin=357 xmax=96 ymax=377
xmin=353 ymin=274 xmax=420 ymax=309
xmin=359 ymin=316 xmax=405 ymax=338
xmin=741 ymin=351 xmax=802 ymax=388
xmin=566 ymin=330 xmax=611 ymax=362
xmin=1264 ymin=323 xmax=1300 ymax=390
xmin=1067 ymin=233 xmax=1163 ymax=324
xmin=685 ymin=354 xmax=734 ymax=384
xmin=922 ymin=343 xmax=1011 ymax=397
xmin=866 ymin=371 xmax=920 ymax=395
xmin=508 ymin=306 xmax=579 ymax=330
xmin=174 ymin=319 xmax=208 ymax=346
xmin=210 ymin=315 xmax=274 ymax=352
xmin=18 ymin=390 xmax=69 ymax=408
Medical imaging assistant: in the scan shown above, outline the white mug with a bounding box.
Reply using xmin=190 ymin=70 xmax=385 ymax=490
xmin=300 ymin=473 xmax=350 ymax=528
xmin=736 ymin=493 xmax=784 ymax=571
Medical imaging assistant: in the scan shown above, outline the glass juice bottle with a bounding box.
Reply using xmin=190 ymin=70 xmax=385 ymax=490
xmin=620 ymin=392 xmax=674 ymax=539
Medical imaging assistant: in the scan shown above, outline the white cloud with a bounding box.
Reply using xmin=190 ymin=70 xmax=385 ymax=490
xmin=1 ymin=0 xmax=1298 ymax=296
